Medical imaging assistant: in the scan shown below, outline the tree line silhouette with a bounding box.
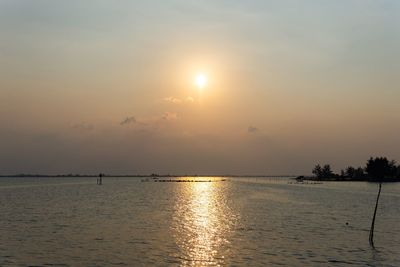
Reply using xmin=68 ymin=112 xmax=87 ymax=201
xmin=312 ymin=157 xmax=400 ymax=182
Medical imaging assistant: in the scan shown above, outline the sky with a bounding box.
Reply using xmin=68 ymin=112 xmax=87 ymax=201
xmin=0 ymin=0 xmax=399 ymax=175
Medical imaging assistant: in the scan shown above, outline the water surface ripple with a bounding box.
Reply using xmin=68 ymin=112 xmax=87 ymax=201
xmin=0 ymin=177 xmax=399 ymax=266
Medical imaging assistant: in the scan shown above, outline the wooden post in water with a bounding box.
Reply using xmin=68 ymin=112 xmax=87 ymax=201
xmin=369 ymin=182 xmax=382 ymax=248
xmin=98 ymin=173 xmax=103 ymax=185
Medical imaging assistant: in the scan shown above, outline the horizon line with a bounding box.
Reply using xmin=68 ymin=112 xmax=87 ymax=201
xmin=0 ymin=174 xmax=300 ymax=178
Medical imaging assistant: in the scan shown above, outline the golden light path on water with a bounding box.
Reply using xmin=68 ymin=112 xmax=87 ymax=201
xmin=172 ymin=178 xmax=234 ymax=266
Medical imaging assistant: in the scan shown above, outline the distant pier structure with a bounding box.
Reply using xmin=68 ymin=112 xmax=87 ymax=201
xmin=97 ymin=173 xmax=103 ymax=185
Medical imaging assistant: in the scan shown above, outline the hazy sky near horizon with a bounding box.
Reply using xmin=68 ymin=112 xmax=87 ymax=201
xmin=1 ymin=1 xmax=399 ymax=174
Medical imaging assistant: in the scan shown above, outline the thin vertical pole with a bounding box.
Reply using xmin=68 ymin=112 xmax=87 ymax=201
xmin=369 ymin=182 xmax=382 ymax=248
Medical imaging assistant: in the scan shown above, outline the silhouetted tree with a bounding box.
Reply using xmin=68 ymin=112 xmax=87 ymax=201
xmin=312 ymin=164 xmax=335 ymax=179
xmin=322 ymin=164 xmax=334 ymax=178
xmin=354 ymin=167 xmax=365 ymax=180
xmin=365 ymin=157 xmax=397 ymax=247
xmin=345 ymin=166 xmax=365 ymax=180
xmin=312 ymin=164 xmax=323 ymax=179
xmin=366 ymin=157 xmax=397 ymax=182
xmin=345 ymin=166 xmax=356 ymax=178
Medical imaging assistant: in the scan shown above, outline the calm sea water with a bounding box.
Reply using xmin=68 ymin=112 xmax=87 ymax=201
xmin=0 ymin=177 xmax=399 ymax=266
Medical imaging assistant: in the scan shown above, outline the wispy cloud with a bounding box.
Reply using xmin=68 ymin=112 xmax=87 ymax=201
xmin=120 ymin=116 xmax=136 ymax=126
xmin=120 ymin=112 xmax=177 ymax=130
xmin=162 ymin=112 xmax=178 ymax=121
xmin=164 ymin=96 xmax=195 ymax=104
xmin=164 ymin=97 xmax=182 ymax=104
xmin=248 ymin=126 xmax=259 ymax=133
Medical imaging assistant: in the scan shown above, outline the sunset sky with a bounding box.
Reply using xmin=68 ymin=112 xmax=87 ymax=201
xmin=1 ymin=1 xmax=399 ymax=175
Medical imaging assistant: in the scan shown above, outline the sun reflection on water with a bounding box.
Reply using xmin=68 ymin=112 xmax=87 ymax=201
xmin=172 ymin=178 xmax=233 ymax=266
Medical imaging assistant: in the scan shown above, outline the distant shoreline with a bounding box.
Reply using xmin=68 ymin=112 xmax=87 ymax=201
xmin=300 ymin=176 xmax=400 ymax=183
xmin=3 ymin=175 xmax=398 ymax=182
xmin=0 ymin=174 xmax=297 ymax=178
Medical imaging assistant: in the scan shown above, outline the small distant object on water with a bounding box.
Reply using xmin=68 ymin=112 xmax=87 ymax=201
xmin=97 ymin=173 xmax=103 ymax=185
xmin=288 ymin=176 xmax=323 ymax=185
xmin=156 ymin=179 xmax=212 ymax=183
xmin=141 ymin=177 xmax=226 ymax=183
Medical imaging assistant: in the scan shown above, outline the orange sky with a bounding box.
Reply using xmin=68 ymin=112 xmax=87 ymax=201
xmin=0 ymin=1 xmax=399 ymax=174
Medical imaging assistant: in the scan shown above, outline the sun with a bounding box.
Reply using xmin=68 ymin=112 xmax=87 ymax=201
xmin=195 ymin=73 xmax=208 ymax=89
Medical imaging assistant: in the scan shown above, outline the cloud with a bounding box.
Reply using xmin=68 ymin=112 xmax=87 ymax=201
xmin=248 ymin=126 xmax=259 ymax=133
xmin=120 ymin=113 xmax=176 ymax=130
xmin=164 ymin=96 xmax=195 ymax=104
xmin=120 ymin=116 xmax=136 ymax=126
xmin=162 ymin=112 xmax=178 ymax=121
xmin=164 ymin=97 xmax=182 ymax=104
xmin=71 ymin=122 xmax=94 ymax=131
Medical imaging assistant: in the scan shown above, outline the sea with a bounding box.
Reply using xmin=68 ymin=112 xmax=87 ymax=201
xmin=0 ymin=177 xmax=399 ymax=266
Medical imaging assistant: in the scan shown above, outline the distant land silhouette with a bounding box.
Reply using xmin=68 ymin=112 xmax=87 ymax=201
xmin=0 ymin=174 xmax=296 ymax=178
xmin=307 ymin=157 xmax=400 ymax=182
xmin=2 ymin=157 xmax=400 ymax=182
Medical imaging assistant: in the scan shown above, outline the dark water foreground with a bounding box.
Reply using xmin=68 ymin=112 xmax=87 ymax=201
xmin=0 ymin=177 xmax=399 ymax=266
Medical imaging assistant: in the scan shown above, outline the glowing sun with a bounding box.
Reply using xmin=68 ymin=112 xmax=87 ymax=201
xmin=195 ymin=73 xmax=208 ymax=89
